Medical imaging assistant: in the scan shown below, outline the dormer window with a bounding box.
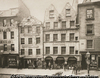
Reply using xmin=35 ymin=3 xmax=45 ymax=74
xmin=3 ymin=20 xmax=6 ymax=27
xmin=49 ymin=10 xmax=54 ymax=18
xmin=66 ymin=9 xmax=70 ymax=16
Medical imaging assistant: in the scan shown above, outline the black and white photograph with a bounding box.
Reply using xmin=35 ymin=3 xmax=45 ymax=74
xmin=0 ymin=0 xmax=100 ymax=78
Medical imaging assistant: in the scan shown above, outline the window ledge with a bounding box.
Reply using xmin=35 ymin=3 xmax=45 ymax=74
xmin=86 ymin=34 xmax=94 ymax=36
xmin=86 ymin=18 xmax=95 ymax=20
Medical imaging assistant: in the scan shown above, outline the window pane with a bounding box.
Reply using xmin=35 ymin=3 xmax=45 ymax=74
xmin=4 ymin=44 xmax=7 ymax=51
xmin=49 ymin=10 xmax=54 ymax=18
xmin=70 ymin=47 xmax=74 ymax=54
xmin=11 ymin=31 xmax=14 ymax=39
xmin=46 ymin=22 xmax=50 ymax=29
xmin=53 ymin=47 xmax=58 ymax=54
xmin=61 ymin=47 xmax=66 ymax=54
xmin=87 ymin=9 xmax=93 ymax=19
xmin=87 ymin=40 xmax=93 ymax=48
xmin=53 ymin=34 xmax=58 ymax=41
xmin=61 ymin=34 xmax=66 ymax=41
xmin=62 ymin=21 xmax=66 ymax=28
xmin=70 ymin=21 xmax=74 ymax=27
xmin=28 ymin=49 xmax=32 ymax=55
xmin=11 ymin=44 xmax=14 ymax=51
xmin=28 ymin=26 xmax=32 ymax=33
xmin=66 ymin=9 xmax=70 ymax=14
xmin=54 ymin=22 xmax=58 ymax=29
xmin=46 ymin=47 xmax=50 ymax=54
xmin=70 ymin=33 xmax=74 ymax=41
xmin=3 ymin=32 xmax=7 ymax=39
xmin=46 ymin=34 xmax=50 ymax=41
xmin=21 ymin=38 xmax=25 ymax=44
xmin=36 ymin=49 xmax=40 ymax=55
xmin=87 ymin=25 xmax=93 ymax=34
xmin=36 ymin=37 xmax=40 ymax=44
xmin=21 ymin=49 xmax=25 ymax=55
xmin=21 ymin=27 xmax=24 ymax=33
xmin=28 ymin=38 xmax=32 ymax=44
xmin=36 ymin=27 xmax=40 ymax=33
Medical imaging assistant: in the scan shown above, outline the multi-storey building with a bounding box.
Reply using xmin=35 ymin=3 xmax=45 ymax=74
xmin=44 ymin=2 xmax=80 ymax=68
xmin=19 ymin=16 xmax=43 ymax=68
xmin=0 ymin=0 xmax=30 ymax=68
xmin=78 ymin=0 xmax=100 ymax=70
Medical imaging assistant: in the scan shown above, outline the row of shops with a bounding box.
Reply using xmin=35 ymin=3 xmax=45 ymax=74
xmin=0 ymin=52 xmax=100 ymax=70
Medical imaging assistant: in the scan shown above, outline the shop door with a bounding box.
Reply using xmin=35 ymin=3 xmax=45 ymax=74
xmin=81 ymin=55 xmax=87 ymax=69
xmin=98 ymin=57 xmax=100 ymax=68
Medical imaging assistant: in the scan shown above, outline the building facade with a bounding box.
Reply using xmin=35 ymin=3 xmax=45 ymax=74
xmin=44 ymin=2 xmax=80 ymax=69
xmin=78 ymin=1 xmax=100 ymax=70
xmin=0 ymin=0 xmax=30 ymax=68
xmin=19 ymin=16 xmax=43 ymax=68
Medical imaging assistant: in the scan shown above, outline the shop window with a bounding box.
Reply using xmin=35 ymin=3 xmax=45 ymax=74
xmin=86 ymin=9 xmax=94 ymax=19
xmin=11 ymin=44 xmax=14 ymax=51
xmin=53 ymin=47 xmax=58 ymax=54
xmin=21 ymin=27 xmax=24 ymax=33
xmin=21 ymin=49 xmax=25 ymax=55
xmin=36 ymin=27 xmax=40 ymax=33
xmin=87 ymin=25 xmax=94 ymax=35
xmin=36 ymin=49 xmax=40 ymax=55
xmin=36 ymin=37 xmax=40 ymax=44
xmin=87 ymin=40 xmax=93 ymax=48
xmin=3 ymin=32 xmax=7 ymax=39
xmin=21 ymin=38 xmax=25 ymax=44
xmin=45 ymin=34 xmax=50 ymax=42
xmin=70 ymin=21 xmax=75 ymax=27
xmin=28 ymin=38 xmax=32 ymax=44
xmin=54 ymin=22 xmax=58 ymax=29
xmin=53 ymin=34 xmax=58 ymax=41
xmin=61 ymin=34 xmax=66 ymax=41
xmin=70 ymin=47 xmax=74 ymax=54
xmin=3 ymin=19 xmax=7 ymax=27
xmin=28 ymin=26 xmax=32 ymax=33
xmin=70 ymin=33 xmax=74 ymax=41
xmin=61 ymin=47 xmax=66 ymax=54
xmin=46 ymin=47 xmax=50 ymax=54
xmin=11 ymin=31 xmax=14 ymax=39
xmin=46 ymin=22 xmax=50 ymax=29
xmin=4 ymin=44 xmax=7 ymax=51
xmin=49 ymin=10 xmax=54 ymax=18
xmin=62 ymin=21 xmax=66 ymax=28
xmin=28 ymin=49 xmax=32 ymax=55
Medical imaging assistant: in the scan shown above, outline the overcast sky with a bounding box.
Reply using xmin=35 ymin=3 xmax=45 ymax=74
xmin=0 ymin=0 xmax=99 ymax=21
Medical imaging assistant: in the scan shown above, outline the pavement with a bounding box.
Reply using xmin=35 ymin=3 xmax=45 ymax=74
xmin=0 ymin=68 xmax=100 ymax=77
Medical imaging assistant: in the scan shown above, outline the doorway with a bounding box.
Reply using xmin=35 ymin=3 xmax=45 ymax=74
xmin=98 ymin=57 xmax=100 ymax=68
xmin=81 ymin=54 xmax=87 ymax=69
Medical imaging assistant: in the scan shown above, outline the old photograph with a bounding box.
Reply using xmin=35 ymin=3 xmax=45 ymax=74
xmin=0 ymin=0 xmax=100 ymax=78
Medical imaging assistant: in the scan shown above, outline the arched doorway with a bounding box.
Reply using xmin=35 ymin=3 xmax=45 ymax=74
xmin=67 ymin=57 xmax=77 ymax=66
xmin=45 ymin=56 xmax=53 ymax=68
xmin=55 ymin=57 xmax=65 ymax=68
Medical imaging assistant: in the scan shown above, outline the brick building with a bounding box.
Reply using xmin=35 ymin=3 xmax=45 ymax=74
xmin=19 ymin=16 xmax=43 ymax=68
xmin=78 ymin=1 xmax=100 ymax=70
xmin=43 ymin=1 xmax=80 ymax=69
xmin=0 ymin=0 xmax=30 ymax=68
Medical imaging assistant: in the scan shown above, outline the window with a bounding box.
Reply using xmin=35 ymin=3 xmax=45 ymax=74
xmin=61 ymin=47 xmax=66 ymax=54
xmin=86 ymin=9 xmax=94 ymax=19
xmin=70 ymin=21 xmax=75 ymax=27
xmin=11 ymin=31 xmax=14 ymax=39
xmin=53 ymin=47 xmax=58 ymax=54
xmin=75 ymin=37 xmax=78 ymax=41
xmin=3 ymin=32 xmax=7 ymax=39
xmin=62 ymin=21 xmax=66 ymax=28
xmin=53 ymin=34 xmax=58 ymax=41
xmin=45 ymin=34 xmax=50 ymax=42
xmin=21 ymin=27 xmax=24 ymax=33
xmin=66 ymin=9 xmax=70 ymax=15
xmin=54 ymin=22 xmax=58 ymax=29
xmin=70 ymin=47 xmax=74 ymax=54
xmin=75 ymin=50 xmax=78 ymax=54
xmin=21 ymin=38 xmax=25 ymax=44
xmin=36 ymin=37 xmax=40 ymax=44
xmin=21 ymin=49 xmax=25 ymax=55
xmin=46 ymin=22 xmax=50 ymax=29
xmin=4 ymin=44 xmax=7 ymax=51
xmin=28 ymin=38 xmax=32 ymax=44
xmin=36 ymin=49 xmax=40 ymax=55
xmin=28 ymin=49 xmax=32 ymax=55
xmin=11 ymin=44 xmax=14 ymax=51
xmin=87 ymin=40 xmax=93 ymax=48
xmin=46 ymin=47 xmax=50 ymax=54
xmin=3 ymin=20 xmax=6 ymax=27
xmin=28 ymin=26 xmax=32 ymax=33
xmin=87 ymin=25 xmax=93 ymax=34
xmin=10 ymin=19 xmax=14 ymax=26
xmin=70 ymin=33 xmax=74 ymax=41
xmin=61 ymin=34 xmax=66 ymax=41
xmin=49 ymin=10 xmax=54 ymax=18
xmin=36 ymin=27 xmax=40 ymax=33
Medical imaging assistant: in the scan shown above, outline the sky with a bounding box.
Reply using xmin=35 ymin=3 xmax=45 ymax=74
xmin=0 ymin=0 xmax=99 ymax=21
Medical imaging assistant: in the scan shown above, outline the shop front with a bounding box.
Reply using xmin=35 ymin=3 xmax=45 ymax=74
xmin=80 ymin=51 xmax=100 ymax=70
xmin=2 ymin=54 xmax=19 ymax=68
xmin=0 ymin=55 xmax=2 ymax=67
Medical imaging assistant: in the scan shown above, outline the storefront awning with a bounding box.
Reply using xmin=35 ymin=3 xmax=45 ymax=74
xmin=68 ymin=57 xmax=77 ymax=61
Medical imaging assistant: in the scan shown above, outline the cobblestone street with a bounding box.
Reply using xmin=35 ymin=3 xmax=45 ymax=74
xmin=0 ymin=68 xmax=100 ymax=78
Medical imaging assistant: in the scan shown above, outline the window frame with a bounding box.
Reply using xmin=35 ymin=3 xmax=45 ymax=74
xmin=36 ymin=49 xmax=40 ymax=55
xmin=53 ymin=47 xmax=58 ymax=54
xmin=11 ymin=44 xmax=14 ymax=51
xmin=36 ymin=37 xmax=40 ymax=44
xmin=87 ymin=40 xmax=94 ymax=49
xmin=28 ymin=49 xmax=32 ymax=55
xmin=70 ymin=21 xmax=75 ymax=27
xmin=54 ymin=22 xmax=58 ymax=29
xmin=21 ymin=49 xmax=25 ymax=55
xmin=11 ymin=31 xmax=14 ymax=39
xmin=49 ymin=10 xmax=54 ymax=18
xmin=4 ymin=44 xmax=7 ymax=51
xmin=45 ymin=34 xmax=50 ymax=42
xmin=36 ymin=27 xmax=40 ymax=33
xmin=61 ymin=34 xmax=66 ymax=41
xmin=21 ymin=27 xmax=24 ymax=33
xmin=28 ymin=38 xmax=32 ymax=44
xmin=53 ymin=34 xmax=58 ymax=41
xmin=61 ymin=47 xmax=66 ymax=54
xmin=3 ymin=32 xmax=7 ymax=39
xmin=46 ymin=22 xmax=50 ymax=29
xmin=86 ymin=24 xmax=94 ymax=35
xmin=21 ymin=38 xmax=25 ymax=44
xmin=70 ymin=46 xmax=74 ymax=54
xmin=46 ymin=47 xmax=50 ymax=54
xmin=28 ymin=26 xmax=32 ymax=33
xmin=62 ymin=21 xmax=66 ymax=28
xmin=70 ymin=33 xmax=74 ymax=41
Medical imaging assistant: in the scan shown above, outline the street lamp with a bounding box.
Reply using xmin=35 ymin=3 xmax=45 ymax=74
xmin=86 ymin=51 xmax=90 ymax=75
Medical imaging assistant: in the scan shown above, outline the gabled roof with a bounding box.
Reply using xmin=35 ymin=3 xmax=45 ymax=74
xmin=21 ymin=16 xmax=42 ymax=26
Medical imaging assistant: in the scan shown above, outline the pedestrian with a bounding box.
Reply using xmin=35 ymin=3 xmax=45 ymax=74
xmin=64 ymin=61 xmax=67 ymax=71
xmin=48 ymin=62 xmax=51 ymax=70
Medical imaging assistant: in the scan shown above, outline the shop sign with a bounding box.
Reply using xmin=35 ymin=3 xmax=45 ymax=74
xmin=22 ymin=45 xmax=39 ymax=48
xmin=0 ymin=40 xmax=11 ymax=44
